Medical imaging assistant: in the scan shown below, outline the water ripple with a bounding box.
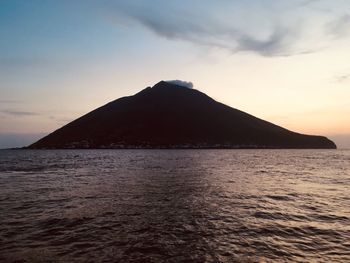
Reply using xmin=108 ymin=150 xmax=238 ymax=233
xmin=0 ymin=149 xmax=349 ymax=262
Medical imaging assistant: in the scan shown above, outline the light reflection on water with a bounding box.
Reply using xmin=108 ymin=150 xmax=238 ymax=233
xmin=0 ymin=149 xmax=349 ymax=262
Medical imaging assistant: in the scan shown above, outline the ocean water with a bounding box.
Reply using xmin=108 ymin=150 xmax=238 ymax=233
xmin=0 ymin=149 xmax=349 ymax=263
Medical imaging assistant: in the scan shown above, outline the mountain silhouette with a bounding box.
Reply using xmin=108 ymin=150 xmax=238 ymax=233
xmin=28 ymin=81 xmax=336 ymax=149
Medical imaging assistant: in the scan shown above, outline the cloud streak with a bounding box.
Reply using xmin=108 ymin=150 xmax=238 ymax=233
xmin=107 ymin=1 xmax=300 ymax=57
xmin=103 ymin=0 xmax=350 ymax=57
xmin=0 ymin=100 xmax=22 ymax=104
xmin=334 ymin=74 xmax=350 ymax=83
xmin=0 ymin=110 xmax=39 ymax=116
xmin=327 ymin=14 xmax=350 ymax=39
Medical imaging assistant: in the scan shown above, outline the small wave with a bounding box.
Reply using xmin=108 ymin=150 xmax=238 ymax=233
xmin=265 ymin=195 xmax=292 ymax=201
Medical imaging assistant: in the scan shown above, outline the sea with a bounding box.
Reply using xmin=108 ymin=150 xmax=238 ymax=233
xmin=0 ymin=149 xmax=349 ymax=263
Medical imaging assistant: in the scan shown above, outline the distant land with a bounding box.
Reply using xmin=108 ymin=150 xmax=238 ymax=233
xmin=28 ymin=81 xmax=336 ymax=149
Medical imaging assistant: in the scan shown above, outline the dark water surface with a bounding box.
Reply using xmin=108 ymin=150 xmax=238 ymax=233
xmin=0 ymin=149 xmax=349 ymax=262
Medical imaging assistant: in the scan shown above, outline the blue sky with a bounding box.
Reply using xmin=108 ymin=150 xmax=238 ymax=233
xmin=1 ymin=0 xmax=350 ymax=148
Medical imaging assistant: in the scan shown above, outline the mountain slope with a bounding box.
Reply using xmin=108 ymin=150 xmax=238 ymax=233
xmin=28 ymin=81 xmax=336 ymax=149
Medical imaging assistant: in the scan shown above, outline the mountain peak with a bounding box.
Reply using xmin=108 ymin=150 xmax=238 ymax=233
xmin=28 ymin=81 xmax=336 ymax=149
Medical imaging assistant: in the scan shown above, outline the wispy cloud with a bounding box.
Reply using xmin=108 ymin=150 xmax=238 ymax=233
xmin=106 ymin=1 xmax=301 ymax=57
xmin=102 ymin=1 xmax=350 ymax=57
xmin=334 ymin=74 xmax=350 ymax=83
xmin=327 ymin=14 xmax=350 ymax=39
xmin=299 ymin=0 xmax=323 ymax=7
xmin=235 ymin=27 xmax=298 ymax=57
xmin=0 ymin=100 xmax=22 ymax=104
xmin=0 ymin=110 xmax=39 ymax=116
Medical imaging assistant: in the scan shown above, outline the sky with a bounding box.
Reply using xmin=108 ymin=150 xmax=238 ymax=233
xmin=1 ymin=0 xmax=350 ymax=148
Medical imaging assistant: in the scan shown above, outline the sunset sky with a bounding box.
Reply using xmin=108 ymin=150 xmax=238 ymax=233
xmin=1 ymin=0 xmax=350 ymax=148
